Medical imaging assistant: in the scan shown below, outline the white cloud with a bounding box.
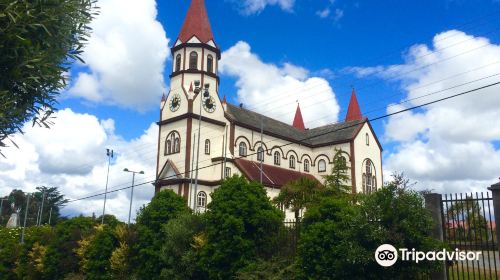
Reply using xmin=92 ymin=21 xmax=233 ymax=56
xmin=234 ymin=0 xmax=295 ymax=15
xmin=316 ymin=8 xmax=331 ymax=18
xmin=333 ymin=8 xmax=344 ymax=22
xmin=220 ymin=41 xmax=340 ymax=128
xmin=352 ymin=30 xmax=500 ymax=193
xmin=68 ymin=0 xmax=169 ymax=111
xmin=0 ymin=109 xmax=157 ymax=222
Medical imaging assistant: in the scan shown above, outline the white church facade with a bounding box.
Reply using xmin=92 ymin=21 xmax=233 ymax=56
xmin=154 ymin=0 xmax=383 ymax=218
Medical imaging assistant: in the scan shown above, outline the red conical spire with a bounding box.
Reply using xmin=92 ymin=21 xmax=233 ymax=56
xmin=293 ymin=103 xmax=306 ymax=131
xmin=178 ymin=0 xmax=215 ymax=44
xmin=345 ymin=88 xmax=363 ymax=122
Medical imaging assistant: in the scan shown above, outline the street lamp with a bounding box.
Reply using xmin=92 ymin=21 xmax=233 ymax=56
xmin=193 ymin=81 xmax=209 ymax=212
xmin=123 ymin=168 xmax=144 ymax=227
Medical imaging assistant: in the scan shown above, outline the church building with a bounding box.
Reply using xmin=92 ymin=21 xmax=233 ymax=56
xmin=155 ymin=0 xmax=383 ymax=217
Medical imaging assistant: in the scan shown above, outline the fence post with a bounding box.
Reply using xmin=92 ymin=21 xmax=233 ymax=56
xmin=488 ymin=179 xmax=500 ymax=253
xmin=424 ymin=193 xmax=446 ymax=280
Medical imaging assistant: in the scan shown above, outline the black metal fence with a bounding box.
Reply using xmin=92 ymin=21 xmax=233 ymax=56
xmin=441 ymin=192 xmax=499 ymax=279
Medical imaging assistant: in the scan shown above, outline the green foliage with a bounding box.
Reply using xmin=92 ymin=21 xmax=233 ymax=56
xmin=0 ymin=0 xmax=97 ymax=152
xmin=200 ymin=176 xmax=284 ymax=280
xmin=296 ymin=174 xmax=443 ymax=279
xmin=323 ymin=149 xmax=352 ymax=196
xmin=273 ymin=177 xmax=323 ymax=221
xmin=160 ymin=213 xmax=206 ymax=280
xmin=43 ymin=217 xmax=95 ymax=279
xmin=236 ymin=258 xmax=296 ymax=280
xmin=0 ymin=228 xmax=21 ymax=280
xmin=109 ymin=225 xmax=135 ymax=280
xmin=134 ymin=189 xmax=190 ymax=280
xmin=77 ymin=225 xmax=118 ymax=280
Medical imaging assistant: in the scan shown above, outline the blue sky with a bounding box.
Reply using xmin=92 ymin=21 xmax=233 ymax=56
xmin=3 ymin=0 xmax=500 ymax=220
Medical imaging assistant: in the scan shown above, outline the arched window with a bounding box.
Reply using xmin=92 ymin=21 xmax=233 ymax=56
xmin=197 ymin=191 xmax=207 ymax=208
xmin=189 ymin=51 xmax=198 ymax=70
xmin=175 ymin=54 xmax=181 ymax=72
xmin=207 ymin=54 xmax=214 ymax=73
xmin=289 ymin=155 xmax=296 ymax=169
xmin=165 ymin=131 xmax=181 ymax=155
xmin=362 ymin=159 xmax=376 ymax=194
xmin=366 ymin=133 xmax=370 ymax=146
xmin=239 ymin=142 xmax=247 ymax=157
xmin=318 ymin=159 xmax=327 ymax=172
xmin=274 ymin=152 xmax=281 ymax=165
xmin=257 ymin=147 xmax=265 ymax=162
xmin=205 ymin=139 xmax=210 ymax=155
xmin=304 ymin=159 xmax=310 ymax=172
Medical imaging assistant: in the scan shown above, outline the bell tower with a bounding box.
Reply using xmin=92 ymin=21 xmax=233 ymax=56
xmin=157 ymin=0 xmax=225 ymax=202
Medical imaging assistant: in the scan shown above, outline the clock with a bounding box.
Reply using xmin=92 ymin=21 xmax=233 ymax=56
xmin=169 ymin=93 xmax=181 ymax=112
xmin=203 ymin=96 xmax=216 ymax=113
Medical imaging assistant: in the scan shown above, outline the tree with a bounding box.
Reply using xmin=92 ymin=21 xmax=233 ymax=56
xmin=323 ymin=149 xmax=351 ymax=196
xmin=296 ymin=174 xmax=443 ymax=279
xmin=134 ymin=189 xmax=190 ymax=280
xmin=273 ymin=177 xmax=323 ymax=221
xmin=200 ymin=176 xmax=284 ymax=279
xmin=160 ymin=213 xmax=206 ymax=280
xmin=446 ymin=195 xmax=488 ymax=241
xmin=0 ymin=0 xmax=97 ymax=153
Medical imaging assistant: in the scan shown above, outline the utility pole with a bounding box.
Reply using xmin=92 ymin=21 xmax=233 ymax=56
xmin=193 ymin=81 xmax=210 ymax=212
xmin=124 ymin=168 xmax=144 ymax=227
xmin=38 ymin=190 xmax=45 ymax=226
xmin=21 ymin=193 xmax=30 ymax=244
xmin=102 ymin=149 xmax=114 ymax=225
xmin=260 ymin=117 xmax=264 ymax=184
xmin=189 ymin=133 xmax=196 ymax=208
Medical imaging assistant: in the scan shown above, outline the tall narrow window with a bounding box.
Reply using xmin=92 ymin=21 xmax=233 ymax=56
xmin=175 ymin=54 xmax=181 ymax=72
xmin=165 ymin=140 xmax=171 ymax=155
xmin=205 ymin=139 xmax=210 ymax=155
xmin=165 ymin=131 xmax=181 ymax=155
xmin=318 ymin=159 xmax=326 ymax=172
xmin=189 ymin=51 xmax=198 ymax=70
xmin=225 ymin=167 xmax=231 ymax=178
xmin=304 ymin=159 xmax=310 ymax=172
xmin=366 ymin=133 xmax=370 ymax=146
xmin=207 ymin=54 xmax=214 ymax=73
xmin=239 ymin=142 xmax=247 ymax=157
xmin=257 ymin=147 xmax=265 ymax=162
xmin=274 ymin=152 xmax=281 ymax=166
xmin=363 ymin=159 xmax=376 ymax=194
xmin=197 ymin=191 xmax=207 ymax=208
xmin=289 ymin=155 xmax=296 ymax=169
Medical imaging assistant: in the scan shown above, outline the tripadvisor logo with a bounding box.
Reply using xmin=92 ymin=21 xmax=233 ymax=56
xmin=374 ymin=244 xmax=482 ymax=267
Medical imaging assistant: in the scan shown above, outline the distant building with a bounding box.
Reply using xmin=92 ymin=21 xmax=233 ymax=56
xmin=154 ymin=0 xmax=383 ymax=219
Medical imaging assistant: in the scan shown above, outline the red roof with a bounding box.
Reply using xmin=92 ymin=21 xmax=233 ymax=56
xmin=178 ymin=0 xmax=215 ymax=44
xmin=345 ymin=88 xmax=363 ymax=122
xmin=234 ymin=159 xmax=317 ymax=188
xmin=292 ymin=103 xmax=306 ymax=131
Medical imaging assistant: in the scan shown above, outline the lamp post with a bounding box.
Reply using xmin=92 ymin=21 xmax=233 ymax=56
xmin=102 ymin=149 xmax=114 ymax=224
xmin=193 ymin=81 xmax=210 ymax=212
xmin=123 ymin=168 xmax=144 ymax=227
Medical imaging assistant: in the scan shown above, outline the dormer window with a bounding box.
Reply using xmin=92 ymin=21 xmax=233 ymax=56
xmin=207 ymin=54 xmax=214 ymax=73
xmin=189 ymin=51 xmax=198 ymax=70
xmin=175 ymin=54 xmax=181 ymax=72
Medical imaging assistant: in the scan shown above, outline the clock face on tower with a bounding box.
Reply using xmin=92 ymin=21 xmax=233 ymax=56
xmin=203 ymin=96 xmax=216 ymax=113
xmin=169 ymin=93 xmax=181 ymax=112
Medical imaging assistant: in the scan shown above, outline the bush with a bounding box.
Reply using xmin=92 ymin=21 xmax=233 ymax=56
xmin=134 ymin=189 xmax=190 ymax=280
xmin=200 ymin=176 xmax=284 ymax=279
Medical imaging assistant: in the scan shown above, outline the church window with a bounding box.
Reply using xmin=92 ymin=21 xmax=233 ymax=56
xmin=175 ymin=54 xmax=181 ymax=72
xmin=225 ymin=167 xmax=231 ymax=178
xmin=366 ymin=133 xmax=370 ymax=146
xmin=274 ymin=151 xmax=281 ymax=166
xmin=257 ymin=147 xmax=265 ymax=162
xmin=318 ymin=159 xmax=326 ymax=173
xmin=165 ymin=131 xmax=181 ymax=155
xmin=363 ymin=159 xmax=376 ymax=194
xmin=189 ymin=51 xmax=198 ymax=70
xmin=304 ymin=159 xmax=310 ymax=172
xmin=207 ymin=54 xmax=214 ymax=73
xmin=239 ymin=142 xmax=247 ymax=157
xmin=197 ymin=191 xmax=207 ymax=208
xmin=289 ymin=155 xmax=296 ymax=169
xmin=205 ymin=139 xmax=210 ymax=155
